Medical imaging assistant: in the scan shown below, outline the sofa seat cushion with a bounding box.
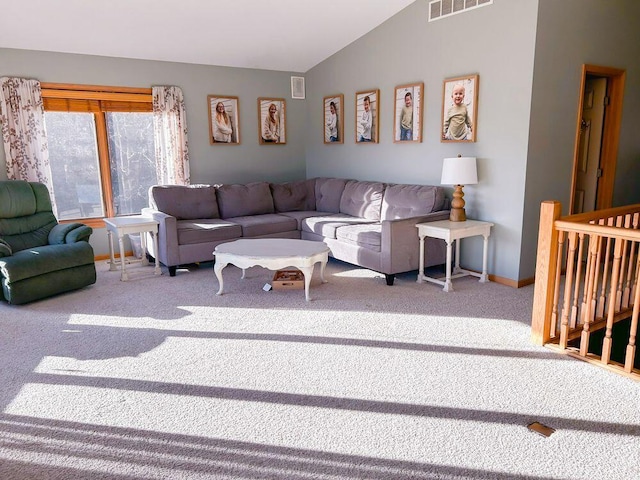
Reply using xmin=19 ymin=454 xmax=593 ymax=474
xmin=340 ymin=180 xmax=385 ymax=220
xmin=278 ymin=210 xmax=333 ymax=230
xmin=177 ymin=219 xmax=242 ymax=245
xmin=335 ymin=224 xmax=382 ymax=251
xmin=217 ymin=182 xmax=275 ymax=219
xmin=301 ymin=214 xmax=376 ymax=239
xmin=225 ymin=214 xmax=297 ymax=237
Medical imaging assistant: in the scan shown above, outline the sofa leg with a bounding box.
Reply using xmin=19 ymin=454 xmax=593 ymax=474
xmin=169 ymin=266 xmax=177 ymax=277
xmin=385 ymin=274 xmax=395 ymax=286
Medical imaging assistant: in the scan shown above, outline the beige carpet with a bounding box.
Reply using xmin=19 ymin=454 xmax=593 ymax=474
xmin=0 ymin=259 xmax=638 ymax=479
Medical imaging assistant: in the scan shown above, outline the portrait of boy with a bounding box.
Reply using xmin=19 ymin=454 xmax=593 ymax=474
xmin=441 ymin=75 xmax=478 ymax=142
xmin=394 ymin=82 xmax=423 ymax=143
xmin=324 ymin=94 xmax=344 ymax=144
xmin=355 ymin=89 xmax=380 ymax=144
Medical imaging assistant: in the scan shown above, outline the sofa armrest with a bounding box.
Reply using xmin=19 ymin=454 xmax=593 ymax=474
xmin=380 ymin=210 xmax=450 ymax=274
xmin=49 ymin=223 xmax=93 ymax=244
xmin=141 ymin=208 xmax=179 ymax=267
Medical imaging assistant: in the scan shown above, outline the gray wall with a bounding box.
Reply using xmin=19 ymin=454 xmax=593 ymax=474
xmin=305 ymin=0 xmax=539 ymax=282
xmin=521 ymin=0 xmax=640 ymax=278
xmin=0 ymin=48 xmax=307 ymax=255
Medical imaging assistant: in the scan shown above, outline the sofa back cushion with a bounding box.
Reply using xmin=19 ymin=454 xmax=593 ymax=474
xmin=150 ymin=184 xmax=219 ymax=220
xmin=216 ymin=182 xmax=275 ymax=219
xmin=270 ymin=179 xmax=316 ymax=212
xmin=314 ymin=178 xmax=348 ymax=213
xmin=380 ymin=184 xmax=446 ymax=221
xmin=339 ymin=180 xmax=385 ymax=221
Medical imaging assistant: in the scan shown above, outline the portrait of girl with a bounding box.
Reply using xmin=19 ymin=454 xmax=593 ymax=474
xmin=208 ymin=96 xmax=240 ymax=144
xmin=258 ymin=98 xmax=286 ymax=145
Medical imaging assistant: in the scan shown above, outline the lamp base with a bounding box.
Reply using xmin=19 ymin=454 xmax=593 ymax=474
xmin=449 ymin=184 xmax=467 ymax=222
xmin=449 ymin=208 xmax=467 ymax=222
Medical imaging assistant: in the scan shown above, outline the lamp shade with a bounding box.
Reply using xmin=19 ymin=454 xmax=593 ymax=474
xmin=441 ymin=156 xmax=478 ymax=185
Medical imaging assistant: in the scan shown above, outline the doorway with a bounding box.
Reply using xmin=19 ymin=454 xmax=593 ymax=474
xmin=570 ymin=65 xmax=626 ymax=214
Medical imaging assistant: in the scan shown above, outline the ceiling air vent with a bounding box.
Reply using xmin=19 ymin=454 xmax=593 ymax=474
xmin=429 ymin=0 xmax=492 ymax=22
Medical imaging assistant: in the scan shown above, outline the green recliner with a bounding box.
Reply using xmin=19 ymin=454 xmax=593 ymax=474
xmin=0 ymin=180 xmax=96 ymax=305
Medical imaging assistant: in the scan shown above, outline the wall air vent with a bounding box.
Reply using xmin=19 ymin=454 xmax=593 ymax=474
xmin=291 ymin=76 xmax=305 ymax=99
xmin=429 ymin=0 xmax=492 ymax=22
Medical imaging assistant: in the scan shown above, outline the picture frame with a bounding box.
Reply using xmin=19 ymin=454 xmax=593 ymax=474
xmin=323 ymin=94 xmax=344 ymax=144
xmin=393 ymin=82 xmax=424 ymax=143
xmin=441 ymin=74 xmax=479 ymax=142
xmin=207 ymin=95 xmax=240 ymax=145
xmin=258 ymin=98 xmax=286 ymax=145
xmin=355 ymin=89 xmax=380 ymax=144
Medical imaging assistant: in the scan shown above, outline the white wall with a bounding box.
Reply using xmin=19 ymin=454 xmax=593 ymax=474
xmin=305 ymin=0 xmax=539 ymax=282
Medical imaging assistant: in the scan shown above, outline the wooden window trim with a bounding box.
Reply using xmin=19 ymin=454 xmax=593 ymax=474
xmin=41 ymin=82 xmax=152 ymax=95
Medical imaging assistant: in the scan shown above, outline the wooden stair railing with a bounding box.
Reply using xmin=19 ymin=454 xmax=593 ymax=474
xmin=531 ymin=201 xmax=640 ymax=379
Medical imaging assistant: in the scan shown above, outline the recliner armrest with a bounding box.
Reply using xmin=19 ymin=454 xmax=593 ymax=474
xmin=49 ymin=223 xmax=93 ymax=244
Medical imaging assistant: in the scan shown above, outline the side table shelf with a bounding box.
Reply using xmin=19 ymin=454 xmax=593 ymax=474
xmin=416 ymin=219 xmax=493 ymax=292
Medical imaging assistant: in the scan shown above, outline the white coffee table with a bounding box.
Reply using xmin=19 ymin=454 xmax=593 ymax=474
xmin=104 ymin=215 xmax=161 ymax=281
xmin=213 ymin=239 xmax=330 ymax=301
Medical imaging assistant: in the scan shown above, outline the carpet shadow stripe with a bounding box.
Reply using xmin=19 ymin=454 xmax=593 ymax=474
xmin=0 ymin=414 xmax=567 ymax=480
xmin=31 ymin=373 xmax=639 ymax=437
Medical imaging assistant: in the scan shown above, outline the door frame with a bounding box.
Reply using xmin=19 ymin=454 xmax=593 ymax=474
xmin=569 ymin=64 xmax=625 ymax=213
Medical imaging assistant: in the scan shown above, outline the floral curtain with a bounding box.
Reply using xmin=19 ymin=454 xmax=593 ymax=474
xmin=0 ymin=77 xmax=53 ymax=188
xmin=152 ymin=86 xmax=190 ymax=185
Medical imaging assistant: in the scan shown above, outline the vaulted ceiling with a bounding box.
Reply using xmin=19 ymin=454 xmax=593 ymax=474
xmin=1 ymin=0 xmax=417 ymax=72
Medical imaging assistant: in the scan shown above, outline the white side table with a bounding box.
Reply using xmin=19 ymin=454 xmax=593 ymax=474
xmin=416 ymin=219 xmax=494 ymax=292
xmin=104 ymin=215 xmax=161 ymax=281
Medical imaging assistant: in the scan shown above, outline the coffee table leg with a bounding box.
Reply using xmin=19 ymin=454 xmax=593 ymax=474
xmin=214 ymin=262 xmax=228 ymax=295
xmin=299 ymin=265 xmax=315 ymax=301
xmin=319 ymin=259 xmax=328 ymax=284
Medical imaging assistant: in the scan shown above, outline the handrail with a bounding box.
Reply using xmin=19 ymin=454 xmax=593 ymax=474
xmin=531 ymin=201 xmax=639 ymax=379
xmin=554 ymin=221 xmax=640 ymax=241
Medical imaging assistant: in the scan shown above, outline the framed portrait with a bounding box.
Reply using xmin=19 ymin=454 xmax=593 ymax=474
xmin=208 ymin=95 xmax=240 ymax=145
xmin=393 ymin=82 xmax=424 ymax=143
xmin=323 ymin=94 xmax=344 ymax=144
xmin=441 ymin=74 xmax=479 ymax=143
xmin=355 ymin=89 xmax=380 ymax=144
xmin=258 ymin=98 xmax=286 ymax=145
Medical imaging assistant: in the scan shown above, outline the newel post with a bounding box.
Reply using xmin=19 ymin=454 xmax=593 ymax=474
xmin=531 ymin=201 xmax=562 ymax=345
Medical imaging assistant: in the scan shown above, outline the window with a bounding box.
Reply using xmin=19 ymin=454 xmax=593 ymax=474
xmin=42 ymin=84 xmax=156 ymax=227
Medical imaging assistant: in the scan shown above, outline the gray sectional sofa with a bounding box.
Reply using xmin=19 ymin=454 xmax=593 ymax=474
xmin=142 ymin=177 xmax=450 ymax=285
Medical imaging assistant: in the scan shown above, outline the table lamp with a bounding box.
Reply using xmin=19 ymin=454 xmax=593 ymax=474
xmin=441 ymin=155 xmax=477 ymax=222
